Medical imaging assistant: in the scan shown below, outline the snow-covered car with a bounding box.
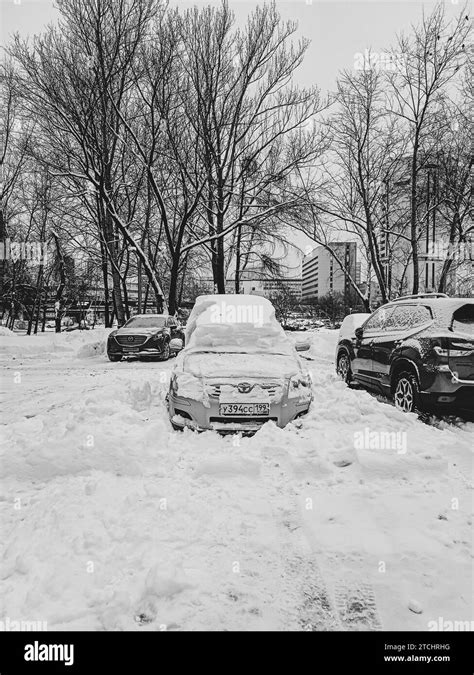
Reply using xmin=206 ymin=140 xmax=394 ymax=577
xmin=107 ymin=314 xmax=184 ymax=362
xmin=167 ymin=294 xmax=313 ymax=433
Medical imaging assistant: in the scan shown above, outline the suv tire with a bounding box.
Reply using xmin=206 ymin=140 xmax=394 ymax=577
xmin=337 ymin=350 xmax=352 ymax=384
xmin=393 ymin=370 xmax=421 ymax=413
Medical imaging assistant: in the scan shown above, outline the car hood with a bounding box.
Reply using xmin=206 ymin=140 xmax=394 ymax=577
xmin=183 ymin=350 xmax=301 ymax=380
xmin=115 ymin=326 xmax=164 ymax=335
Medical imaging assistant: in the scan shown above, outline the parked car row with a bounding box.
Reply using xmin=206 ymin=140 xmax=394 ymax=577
xmin=106 ymin=292 xmax=473 ymax=430
xmin=283 ymin=318 xmax=327 ymax=331
xmin=106 ymin=297 xmax=314 ymax=433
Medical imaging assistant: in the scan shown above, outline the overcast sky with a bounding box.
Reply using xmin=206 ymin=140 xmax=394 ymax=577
xmin=2 ymin=0 xmax=463 ymax=97
xmin=0 ymin=0 xmax=465 ymax=275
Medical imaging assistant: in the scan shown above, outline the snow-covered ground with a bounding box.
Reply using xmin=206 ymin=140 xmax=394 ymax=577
xmin=1 ymin=328 xmax=472 ymax=631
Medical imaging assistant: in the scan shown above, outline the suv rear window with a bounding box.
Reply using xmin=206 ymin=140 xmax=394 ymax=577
xmin=451 ymin=304 xmax=474 ymax=337
xmin=385 ymin=304 xmax=432 ymax=330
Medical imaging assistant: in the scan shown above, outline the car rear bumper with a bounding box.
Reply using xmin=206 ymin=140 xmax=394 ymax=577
xmin=421 ymin=371 xmax=474 ymax=413
xmin=168 ymin=393 xmax=311 ymax=432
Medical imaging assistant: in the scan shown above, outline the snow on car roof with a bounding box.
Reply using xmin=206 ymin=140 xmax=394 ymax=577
xmin=185 ymin=294 xmax=293 ymax=355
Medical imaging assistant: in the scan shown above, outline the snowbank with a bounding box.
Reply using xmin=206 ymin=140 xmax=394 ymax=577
xmin=0 ymin=328 xmax=111 ymax=360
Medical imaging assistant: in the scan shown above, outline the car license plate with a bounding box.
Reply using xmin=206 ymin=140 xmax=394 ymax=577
xmin=123 ymin=347 xmax=140 ymax=353
xmin=219 ymin=403 xmax=269 ymax=416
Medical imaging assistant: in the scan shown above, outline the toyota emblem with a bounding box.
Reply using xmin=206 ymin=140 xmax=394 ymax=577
xmin=237 ymin=382 xmax=253 ymax=394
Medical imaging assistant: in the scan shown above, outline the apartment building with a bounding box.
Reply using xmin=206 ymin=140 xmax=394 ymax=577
xmin=302 ymin=242 xmax=358 ymax=301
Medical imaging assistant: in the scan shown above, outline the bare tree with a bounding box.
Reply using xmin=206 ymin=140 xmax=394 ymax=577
xmin=9 ymin=0 xmax=163 ymax=325
xmin=387 ymin=3 xmax=470 ymax=293
xmin=177 ymin=1 xmax=324 ymax=293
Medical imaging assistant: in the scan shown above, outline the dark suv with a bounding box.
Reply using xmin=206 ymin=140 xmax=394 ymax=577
xmin=107 ymin=314 xmax=185 ymax=362
xmin=336 ymin=294 xmax=474 ymax=415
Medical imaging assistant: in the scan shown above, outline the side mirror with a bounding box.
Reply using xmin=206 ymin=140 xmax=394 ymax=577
xmin=355 ymin=326 xmax=364 ymax=340
xmin=295 ymin=340 xmax=310 ymax=352
xmin=169 ymin=337 xmax=183 ymax=352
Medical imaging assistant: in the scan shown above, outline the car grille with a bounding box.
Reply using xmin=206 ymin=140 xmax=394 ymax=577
xmin=207 ymin=382 xmax=281 ymax=400
xmin=115 ymin=335 xmax=148 ymax=346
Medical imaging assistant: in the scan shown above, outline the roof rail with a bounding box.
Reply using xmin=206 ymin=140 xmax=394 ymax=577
xmin=391 ymin=293 xmax=450 ymax=302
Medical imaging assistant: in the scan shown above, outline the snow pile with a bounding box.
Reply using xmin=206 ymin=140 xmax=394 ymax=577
xmin=185 ymin=294 xmax=293 ymax=356
xmin=0 ymin=328 xmax=111 ymax=360
xmin=184 ymin=352 xmax=299 ymax=379
xmin=76 ymin=338 xmax=107 ymax=359
xmin=338 ymin=313 xmax=371 ymax=340
xmin=173 ymin=370 xmax=210 ymax=407
xmin=0 ymin=325 xmax=15 ymax=336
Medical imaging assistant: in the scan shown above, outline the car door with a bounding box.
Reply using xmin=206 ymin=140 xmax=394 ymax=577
xmin=370 ymin=305 xmax=400 ymax=392
xmin=371 ymin=304 xmax=433 ymax=391
xmin=352 ymin=307 xmax=389 ymax=386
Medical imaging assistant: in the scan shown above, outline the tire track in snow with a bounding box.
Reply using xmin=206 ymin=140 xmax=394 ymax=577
xmin=258 ymin=415 xmax=384 ymax=631
xmin=257 ymin=441 xmax=341 ymax=631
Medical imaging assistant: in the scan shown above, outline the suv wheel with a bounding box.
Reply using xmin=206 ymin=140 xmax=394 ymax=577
xmin=393 ymin=371 xmax=420 ymax=413
xmin=337 ymin=351 xmax=352 ymax=384
xmin=108 ymin=353 xmax=122 ymax=362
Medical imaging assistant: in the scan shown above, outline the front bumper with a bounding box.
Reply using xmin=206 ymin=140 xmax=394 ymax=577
xmin=168 ymin=392 xmax=311 ymax=432
xmin=107 ymin=341 xmax=165 ymax=357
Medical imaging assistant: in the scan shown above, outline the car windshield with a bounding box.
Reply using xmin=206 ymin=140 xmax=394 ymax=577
xmin=124 ymin=316 xmax=166 ymax=328
xmin=451 ymin=304 xmax=474 ymax=337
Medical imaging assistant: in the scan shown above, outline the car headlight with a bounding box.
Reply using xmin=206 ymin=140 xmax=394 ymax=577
xmin=288 ymin=372 xmax=312 ymax=399
xmin=169 ymin=371 xmax=210 ymax=408
xmin=170 ymin=373 xmax=178 ymax=396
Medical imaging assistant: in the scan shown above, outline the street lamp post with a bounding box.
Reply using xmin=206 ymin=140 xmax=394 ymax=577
xmin=424 ymin=163 xmax=439 ymax=291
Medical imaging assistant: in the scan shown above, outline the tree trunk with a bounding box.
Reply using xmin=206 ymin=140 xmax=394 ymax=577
xmin=100 ymin=238 xmax=110 ymax=327
xmin=437 ymin=215 xmax=458 ymax=293
xmin=106 ymin=217 xmax=125 ymax=327
xmin=52 ymin=232 xmax=66 ymax=333
xmin=410 ymin=134 xmax=420 ymax=294
xmin=27 ymin=265 xmax=43 ymax=335
xmin=215 ymin=185 xmax=226 ymax=293
xmin=168 ymin=255 xmax=180 ymax=315
xmin=235 ymin=223 xmax=242 ymax=293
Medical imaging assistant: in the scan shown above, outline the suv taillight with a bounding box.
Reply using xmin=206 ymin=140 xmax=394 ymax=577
xmin=433 ymin=343 xmax=474 ymax=358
